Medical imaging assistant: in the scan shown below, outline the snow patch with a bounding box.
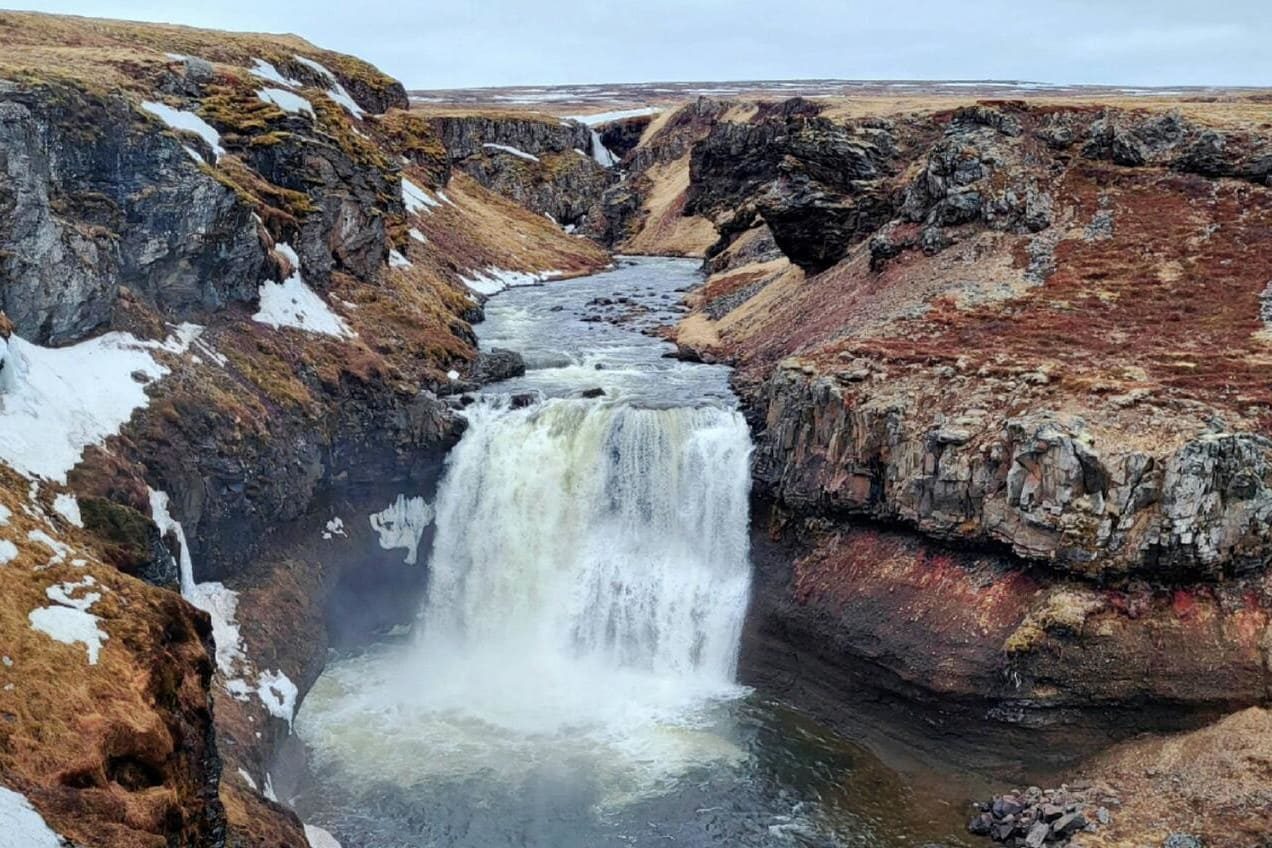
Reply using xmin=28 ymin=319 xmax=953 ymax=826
xmin=27 ymin=530 xmax=71 ymax=565
xmin=567 ymin=106 xmax=662 ymax=126
xmin=293 ymin=55 xmax=366 ymax=118
xmin=254 ymin=244 xmax=354 ymax=338
xmin=0 ymin=331 xmax=170 ymax=483
xmin=0 ymin=786 xmax=62 ymax=848
xmin=29 ymin=576 xmax=107 ymax=665
xmin=53 ymin=494 xmax=81 ymax=527
xmin=141 ymin=101 xmax=225 ymax=161
xmin=408 ymin=227 xmax=428 ymax=244
xmin=45 ymin=576 xmax=98 ymax=610
xmin=257 ymin=87 xmax=314 ymax=118
xmin=0 ymin=504 xmax=9 ymax=525
xmin=389 ymin=249 xmax=412 ymax=269
xmin=237 ymin=768 xmax=258 ymax=791
xmin=322 ymin=517 xmax=346 ymax=540
xmin=0 ymin=540 xmax=17 ymax=565
xmin=369 ymin=495 xmax=434 ymax=565
xmin=482 ymin=142 xmax=540 ymax=162
xmin=460 ymin=267 xmax=560 ymax=297
xmin=402 ymin=178 xmax=441 ymax=215
xmin=250 ymin=58 xmax=302 ymax=88
xmin=263 ymin=773 xmax=279 ymax=802
xmin=305 ymin=824 xmax=343 ymax=848
xmin=257 ymin=669 xmax=299 ymax=731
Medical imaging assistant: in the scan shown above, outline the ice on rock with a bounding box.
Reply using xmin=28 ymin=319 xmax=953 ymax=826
xmin=369 ymin=495 xmax=435 ymax=565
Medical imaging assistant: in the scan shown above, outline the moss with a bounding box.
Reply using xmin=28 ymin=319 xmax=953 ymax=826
xmin=375 ymin=109 xmax=448 ymax=182
xmin=1004 ymin=588 xmax=1105 ymax=654
xmin=78 ymin=496 xmax=156 ymax=574
xmin=223 ymin=337 xmax=317 ymax=412
xmin=199 ymin=80 xmax=285 ymax=136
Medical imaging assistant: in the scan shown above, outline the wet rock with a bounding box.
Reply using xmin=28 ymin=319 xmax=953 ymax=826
xmin=1025 ymin=821 xmax=1050 ymax=848
xmin=1051 ymin=811 xmax=1086 ymax=837
xmin=510 ymin=392 xmax=538 ymax=409
xmin=470 ymin=348 xmax=527 ymax=384
xmin=580 ymin=387 xmax=605 ymax=398
xmin=1163 ymin=834 xmax=1204 ymax=848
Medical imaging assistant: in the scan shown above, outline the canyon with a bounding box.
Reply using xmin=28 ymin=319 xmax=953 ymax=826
xmin=0 ymin=9 xmax=1270 ymax=848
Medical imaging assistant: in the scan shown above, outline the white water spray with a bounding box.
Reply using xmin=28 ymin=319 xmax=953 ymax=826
xmin=299 ymin=398 xmax=755 ymax=789
xmin=424 ymin=399 xmax=753 ymax=683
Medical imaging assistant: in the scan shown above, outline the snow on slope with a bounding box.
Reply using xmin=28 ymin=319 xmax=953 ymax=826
xmin=482 ymin=143 xmax=540 ymax=162
xmin=0 ymin=786 xmax=62 ymax=848
xmin=0 ymin=332 xmax=169 ymax=483
xmin=402 ymin=178 xmax=442 ymax=214
xmin=28 ymin=576 xmax=108 ymax=665
xmin=254 ymin=244 xmax=354 ymax=338
xmin=141 ymin=101 xmax=226 ymax=161
xmin=460 ymin=267 xmax=561 ymax=297
xmin=149 ymin=487 xmax=300 ymax=729
xmin=293 ymin=55 xmax=367 ymax=118
xmin=258 ymin=88 xmax=315 ymax=117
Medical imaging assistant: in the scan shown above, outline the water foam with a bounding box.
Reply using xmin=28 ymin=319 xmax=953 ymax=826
xmin=299 ymin=399 xmax=753 ymax=795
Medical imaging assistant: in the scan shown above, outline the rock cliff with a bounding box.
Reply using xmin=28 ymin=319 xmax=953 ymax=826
xmin=672 ymin=96 xmax=1272 ymax=784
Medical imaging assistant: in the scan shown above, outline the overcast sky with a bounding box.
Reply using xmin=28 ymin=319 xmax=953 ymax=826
xmin=20 ymin=1 xmax=1271 ymax=89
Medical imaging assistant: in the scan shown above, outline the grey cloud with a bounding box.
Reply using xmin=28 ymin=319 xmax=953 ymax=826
xmin=18 ymin=0 xmax=1271 ymax=88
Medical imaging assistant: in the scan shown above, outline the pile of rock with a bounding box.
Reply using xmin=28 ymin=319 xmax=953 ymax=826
xmin=968 ymin=783 xmax=1116 ymax=847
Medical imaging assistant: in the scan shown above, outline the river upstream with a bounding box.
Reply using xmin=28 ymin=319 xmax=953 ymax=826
xmin=292 ymin=258 xmax=973 ymax=847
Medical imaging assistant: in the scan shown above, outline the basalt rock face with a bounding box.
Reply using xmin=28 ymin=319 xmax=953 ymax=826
xmin=431 ymin=114 xmax=592 ymax=161
xmin=598 ymin=115 xmax=652 ymax=159
xmin=682 ymin=97 xmax=1272 ymax=771
xmin=430 ymin=114 xmax=617 ymax=227
xmin=0 ymin=83 xmax=266 ymax=344
xmin=754 ymin=366 xmax=1272 ymax=580
xmin=461 ymin=149 xmax=614 ymax=227
xmin=687 ymin=110 xmax=906 ymax=272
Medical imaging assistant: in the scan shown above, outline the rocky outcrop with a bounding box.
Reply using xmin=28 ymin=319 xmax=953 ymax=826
xmin=597 ymin=114 xmax=652 ymax=159
xmin=754 ymin=365 xmax=1272 ymax=579
xmin=430 ymin=114 xmax=592 ymax=161
xmin=1067 ymin=109 xmax=1272 ymax=185
xmin=0 ymin=82 xmax=266 ymax=344
xmin=429 ymin=114 xmax=617 ymax=227
xmin=460 ymin=149 xmax=613 ymax=226
xmin=682 ymin=96 xmax=1272 ymax=781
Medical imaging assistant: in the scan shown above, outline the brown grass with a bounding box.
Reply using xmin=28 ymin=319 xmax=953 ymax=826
xmin=0 ymin=10 xmax=394 ymax=96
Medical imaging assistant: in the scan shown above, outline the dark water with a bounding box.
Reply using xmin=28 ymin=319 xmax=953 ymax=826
xmin=291 ymin=258 xmax=975 ymax=848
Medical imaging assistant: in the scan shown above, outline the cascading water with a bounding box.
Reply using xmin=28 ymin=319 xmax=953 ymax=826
xmin=424 ymin=401 xmax=752 ymax=687
xmin=293 ymin=258 xmax=972 ymax=847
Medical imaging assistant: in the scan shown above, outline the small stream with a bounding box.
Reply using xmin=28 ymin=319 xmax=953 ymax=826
xmin=292 ymin=258 xmax=974 ymax=847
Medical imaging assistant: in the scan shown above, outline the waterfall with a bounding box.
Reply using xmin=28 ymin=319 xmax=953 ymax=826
xmin=419 ymin=398 xmax=753 ymax=691
xmin=590 ymin=129 xmax=619 ymax=168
